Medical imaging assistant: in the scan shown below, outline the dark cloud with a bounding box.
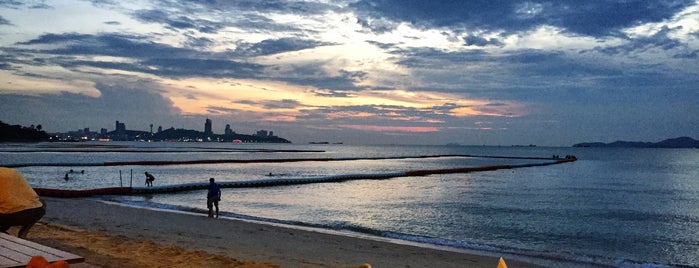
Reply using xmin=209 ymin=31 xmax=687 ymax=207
xmin=28 ymin=2 xmax=51 ymax=9
xmin=365 ymin=40 xmax=397 ymax=50
xmin=464 ymin=34 xmax=503 ymax=47
xmin=125 ymin=0 xmax=340 ymax=35
xmin=356 ymin=17 xmax=397 ymax=34
xmin=673 ymin=50 xmax=698 ymax=59
xmin=351 ymin=0 xmax=694 ymax=36
xmin=395 ymin=47 xmax=625 ymax=81
xmin=0 ymin=0 xmax=28 ymax=9
xmin=16 ymin=33 xmax=193 ymax=59
xmin=396 ymin=47 xmax=490 ymax=67
xmin=133 ymin=9 xmax=226 ymax=33
xmin=261 ymin=99 xmax=303 ymax=109
xmin=0 ymin=15 xmax=11 ymax=25
xmin=500 ymin=50 xmax=624 ymax=79
xmin=11 ymin=33 xmax=266 ymax=79
xmin=310 ymin=89 xmax=356 ymax=98
xmin=278 ymin=74 xmax=362 ymax=91
xmin=235 ymin=37 xmax=331 ymax=56
xmin=143 ymin=58 xmax=265 ymax=78
xmin=7 ymin=32 xmax=361 ymax=90
xmin=184 ymin=35 xmax=214 ymax=48
xmin=262 ymin=62 xmax=368 ymax=91
xmin=593 ymin=26 xmax=685 ymax=55
xmin=203 ymin=0 xmax=340 ymax=15
xmin=232 ymin=99 xmax=258 ymax=106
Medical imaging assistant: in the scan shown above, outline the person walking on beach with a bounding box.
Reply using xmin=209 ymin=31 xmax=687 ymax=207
xmin=207 ymin=178 xmax=221 ymax=218
xmin=145 ymin=172 xmax=155 ymax=187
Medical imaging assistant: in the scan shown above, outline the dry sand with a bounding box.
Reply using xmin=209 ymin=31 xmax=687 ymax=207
xmin=14 ymin=197 xmax=543 ymax=267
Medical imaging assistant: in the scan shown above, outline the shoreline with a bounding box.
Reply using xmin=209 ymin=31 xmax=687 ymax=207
xmin=27 ymin=197 xmax=545 ymax=267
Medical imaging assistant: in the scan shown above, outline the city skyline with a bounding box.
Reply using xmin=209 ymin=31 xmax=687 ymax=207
xmin=57 ymin=118 xmax=275 ymax=137
xmin=45 ymin=118 xmax=286 ymax=143
xmin=1 ymin=1 xmax=698 ymax=145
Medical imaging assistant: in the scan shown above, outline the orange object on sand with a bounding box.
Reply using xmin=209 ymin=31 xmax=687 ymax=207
xmin=497 ymin=257 xmax=508 ymax=268
xmin=25 ymin=256 xmax=69 ymax=268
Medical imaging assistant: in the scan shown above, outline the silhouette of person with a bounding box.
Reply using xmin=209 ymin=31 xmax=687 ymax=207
xmin=144 ymin=172 xmax=155 ymax=187
xmin=207 ymin=178 xmax=221 ymax=218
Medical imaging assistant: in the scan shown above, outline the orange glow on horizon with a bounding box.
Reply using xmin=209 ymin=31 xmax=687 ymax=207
xmin=159 ymin=77 xmax=526 ymax=123
xmin=340 ymin=124 xmax=440 ymax=133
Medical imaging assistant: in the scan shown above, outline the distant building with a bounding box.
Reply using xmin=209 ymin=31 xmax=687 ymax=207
xmin=255 ymin=130 xmax=269 ymax=137
xmin=158 ymin=126 xmax=162 ymax=133
xmin=204 ymin=118 xmax=213 ymax=137
xmin=115 ymin=121 xmax=126 ymax=133
xmin=114 ymin=121 xmax=127 ymax=141
xmin=225 ymin=124 xmax=233 ymax=135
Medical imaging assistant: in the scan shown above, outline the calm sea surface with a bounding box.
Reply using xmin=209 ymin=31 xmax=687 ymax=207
xmin=2 ymin=142 xmax=698 ymax=267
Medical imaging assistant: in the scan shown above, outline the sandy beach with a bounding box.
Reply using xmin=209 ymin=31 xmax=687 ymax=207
xmin=13 ymin=197 xmax=543 ymax=267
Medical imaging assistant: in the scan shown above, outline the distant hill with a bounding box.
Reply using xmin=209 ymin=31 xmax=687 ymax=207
xmin=573 ymin=137 xmax=699 ymax=148
xmin=0 ymin=121 xmax=51 ymax=142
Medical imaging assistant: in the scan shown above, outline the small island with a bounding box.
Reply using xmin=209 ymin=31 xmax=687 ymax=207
xmin=573 ymin=137 xmax=699 ymax=148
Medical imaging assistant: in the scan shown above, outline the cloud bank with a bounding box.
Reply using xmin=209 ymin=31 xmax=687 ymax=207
xmin=0 ymin=0 xmax=697 ymax=145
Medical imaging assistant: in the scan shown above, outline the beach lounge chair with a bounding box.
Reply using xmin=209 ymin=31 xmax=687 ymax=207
xmin=0 ymin=232 xmax=84 ymax=267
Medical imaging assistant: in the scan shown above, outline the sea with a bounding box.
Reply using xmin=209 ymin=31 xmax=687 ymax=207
xmin=1 ymin=142 xmax=697 ymax=267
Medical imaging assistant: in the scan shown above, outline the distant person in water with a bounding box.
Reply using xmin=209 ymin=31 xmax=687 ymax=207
xmin=207 ymin=178 xmax=221 ymax=218
xmin=144 ymin=172 xmax=155 ymax=187
xmin=0 ymin=168 xmax=46 ymax=238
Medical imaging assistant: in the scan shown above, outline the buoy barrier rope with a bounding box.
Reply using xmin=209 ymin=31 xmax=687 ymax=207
xmin=7 ymin=154 xmax=570 ymax=168
xmin=33 ymin=157 xmax=577 ymax=197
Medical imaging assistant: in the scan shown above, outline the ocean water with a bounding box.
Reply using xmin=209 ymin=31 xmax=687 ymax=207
xmin=2 ymin=142 xmax=698 ymax=267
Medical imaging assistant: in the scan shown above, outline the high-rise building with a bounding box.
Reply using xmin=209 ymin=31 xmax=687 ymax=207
xmin=115 ymin=121 xmax=126 ymax=133
xmin=114 ymin=121 xmax=127 ymax=141
xmin=225 ymin=124 xmax=233 ymax=135
xmin=204 ymin=118 xmax=213 ymax=136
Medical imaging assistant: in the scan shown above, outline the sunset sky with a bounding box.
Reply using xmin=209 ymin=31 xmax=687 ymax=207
xmin=1 ymin=0 xmax=697 ymax=145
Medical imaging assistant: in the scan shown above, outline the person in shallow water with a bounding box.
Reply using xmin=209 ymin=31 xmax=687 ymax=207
xmin=144 ymin=172 xmax=155 ymax=187
xmin=207 ymin=178 xmax=221 ymax=218
xmin=0 ymin=167 xmax=46 ymax=238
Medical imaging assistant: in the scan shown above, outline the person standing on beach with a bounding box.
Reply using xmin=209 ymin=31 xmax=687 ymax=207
xmin=0 ymin=167 xmax=46 ymax=238
xmin=207 ymin=178 xmax=221 ymax=218
xmin=145 ymin=172 xmax=155 ymax=187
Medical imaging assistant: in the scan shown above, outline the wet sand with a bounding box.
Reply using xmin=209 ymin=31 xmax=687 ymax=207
xmin=15 ymin=197 xmax=543 ymax=267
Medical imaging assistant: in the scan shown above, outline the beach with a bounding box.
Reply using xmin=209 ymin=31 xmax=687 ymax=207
xmin=15 ymin=197 xmax=542 ymax=267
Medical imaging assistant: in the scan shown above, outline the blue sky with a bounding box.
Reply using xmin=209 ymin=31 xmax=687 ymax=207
xmin=1 ymin=0 xmax=697 ymax=145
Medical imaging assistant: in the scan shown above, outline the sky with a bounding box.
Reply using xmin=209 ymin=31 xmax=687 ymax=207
xmin=0 ymin=0 xmax=698 ymax=146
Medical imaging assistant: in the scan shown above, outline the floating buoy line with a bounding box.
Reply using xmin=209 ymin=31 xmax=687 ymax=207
xmin=29 ymin=155 xmax=577 ymax=197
